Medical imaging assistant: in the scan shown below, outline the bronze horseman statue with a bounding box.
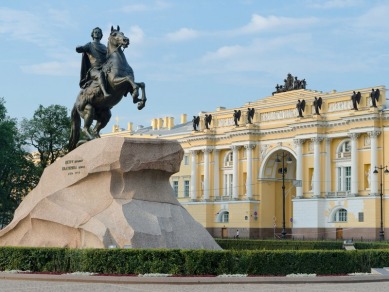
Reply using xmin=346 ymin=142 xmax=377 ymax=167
xmin=69 ymin=26 xmax=147 ymax=151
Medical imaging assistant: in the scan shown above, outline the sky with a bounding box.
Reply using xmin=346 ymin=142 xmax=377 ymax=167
xmin=1 ymin=0 xmax=389 ymax=133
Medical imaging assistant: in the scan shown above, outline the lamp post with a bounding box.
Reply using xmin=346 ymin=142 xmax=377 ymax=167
xmin=275 ymin=152 xmax=293 ymax=239
xmin=373 ymin=165 xmax=389 ymax=241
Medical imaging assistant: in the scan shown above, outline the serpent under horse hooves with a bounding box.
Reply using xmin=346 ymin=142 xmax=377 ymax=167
xmin=68 ymin=25 xmax=146 ymax=151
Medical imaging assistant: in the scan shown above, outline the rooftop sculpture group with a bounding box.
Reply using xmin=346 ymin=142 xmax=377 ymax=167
xmin=273 ymin=73 xmax=307 ymax=95
xmin=69 ymin=26 xmax=147 ymax=151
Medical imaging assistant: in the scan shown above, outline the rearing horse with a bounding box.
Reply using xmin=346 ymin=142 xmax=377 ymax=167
xmin=69 ymin=26 xmax=146 ymax=151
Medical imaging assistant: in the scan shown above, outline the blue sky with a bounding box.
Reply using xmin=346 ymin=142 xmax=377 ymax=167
xmin=1 ymin=0 xmax=389 ymax=133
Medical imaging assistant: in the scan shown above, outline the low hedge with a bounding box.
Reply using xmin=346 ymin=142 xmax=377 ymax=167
xmin=1 ymin=247 xmax=389 ymax=275
xmin=215 ymin=239 xmax=344 ymax=250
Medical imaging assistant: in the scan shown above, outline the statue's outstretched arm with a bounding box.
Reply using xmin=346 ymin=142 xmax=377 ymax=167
xmin=76 ymin=44 xmax=89 ymax=53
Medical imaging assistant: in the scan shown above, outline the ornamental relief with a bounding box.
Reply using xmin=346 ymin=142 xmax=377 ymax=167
xmin=217 ymin=118 xmax=235 ymax=127
xmin=260 ymin=109 xmax=297 ymax=122
xmin=364 ymin=135 xmax=370 ymax=147
xmin=328 ymin=100 xmax=353 ymax=112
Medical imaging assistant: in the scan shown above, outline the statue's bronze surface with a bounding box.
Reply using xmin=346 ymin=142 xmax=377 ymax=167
xmin=69 ymin=26 xmax=146 ymax=150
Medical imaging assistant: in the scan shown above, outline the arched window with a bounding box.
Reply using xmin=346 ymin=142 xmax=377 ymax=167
xmin=216 ymin=210 xmax=229 ymax=223
xmin=334 ymin=208 xmax=347 ymax=222
xmin=337 ymin=140 xmax=351 ymax=159
xmin=224 ymin=151 xmax=233 ymax=167
xmin=223 ymin=151 xmax=233 ymax=197
xmin=336 ymin=140 xmax=352 ymax=193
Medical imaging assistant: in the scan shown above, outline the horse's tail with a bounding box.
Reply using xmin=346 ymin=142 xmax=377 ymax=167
xmin=68 ymin=104 xmax=81 ymax=151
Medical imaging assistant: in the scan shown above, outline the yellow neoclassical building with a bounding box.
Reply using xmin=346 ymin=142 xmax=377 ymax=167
xmin=104 ymin=82 xmax=389 ymax=241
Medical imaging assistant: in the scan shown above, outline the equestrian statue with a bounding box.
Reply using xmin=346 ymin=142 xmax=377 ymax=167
xmin=69 ymin=26 xmax=146 ymax=150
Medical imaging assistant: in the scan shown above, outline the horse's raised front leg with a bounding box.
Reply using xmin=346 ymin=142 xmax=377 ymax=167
xmin=111 ymin=76 xmax=140 ymax=101
xmin=136 ymin=82 xmax=147 ymax=110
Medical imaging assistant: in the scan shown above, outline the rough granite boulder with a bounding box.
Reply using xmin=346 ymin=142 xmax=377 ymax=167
xmin=0 ymin=137 xmax=221 ymax=250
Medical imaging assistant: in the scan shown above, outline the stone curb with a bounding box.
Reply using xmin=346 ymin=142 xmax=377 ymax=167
xmin=1 ymin=272 xmax=389 ymax=285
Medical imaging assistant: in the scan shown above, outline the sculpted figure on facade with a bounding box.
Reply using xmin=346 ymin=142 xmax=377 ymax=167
xmin=313 ymin=96 xmax=322 ymax=115
xmin=233 ymin=110 xmax=241 ymax=126
xmin=247 ymin=108 xmax=255 ymax=124
xmin=370 ymin=88 xmax=380 ymax=108
xmin=192 ymin=116 xmax=200 ymax=131
xmin=204 ymin=114 xmax=212 ymax=129
xmin=296 ymin=99 xmax=306 ymax=118
xmin=351 ymin=91 xmax=361 ymax=110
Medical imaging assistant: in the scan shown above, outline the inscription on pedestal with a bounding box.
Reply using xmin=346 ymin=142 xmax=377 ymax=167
xmin=62 ymin=159 xmax=85 ymax=176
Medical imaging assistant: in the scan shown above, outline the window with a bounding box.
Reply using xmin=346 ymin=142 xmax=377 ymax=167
xmin=224 ymin=173 xmax=233 ymax=197
xmin=222 ymin=212 xmax=229 ymax=222
xmin=358 ymin=212 xmax=364 ymax=222
xmin=337 ymin=140 xmax=351 ymax=158
xmin=224 ymin=151 xmax=233 ymax=167
xmin=337 ymin=166 xmax=351 ymax=192
xmin=341 ymin=141 xmax=351 ymax=152
xmin=183 ymin=155 xmax=189 ymax=165
xmin=184 ymin=180 xmax=190 ymax=197
xmin=173 ymin=181 xmax=178 ymax=197
xmin=216 ymin=211 xmax=229 ymax=223
xmin=334 ymin=208 xmax=347 ymax=222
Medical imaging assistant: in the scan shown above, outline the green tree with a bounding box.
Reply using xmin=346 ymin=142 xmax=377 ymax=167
xmin=0 ymin=98 xmax=40 ymax=227
xmin=21 ymin=104 xmax=70 ymax=170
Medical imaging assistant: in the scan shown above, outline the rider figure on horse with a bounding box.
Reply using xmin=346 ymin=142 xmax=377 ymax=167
xmin=76 ymin=27 xmax=111 ymax=101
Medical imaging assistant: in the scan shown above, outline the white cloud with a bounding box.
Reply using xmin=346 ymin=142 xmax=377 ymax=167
xmin=353 ymin=4 xmax=389 ymax=30
xmin=201 ymin=33 xmax=313 ymax=64
xmin=48 ymin=9 xmax=76 ymax=28
xmin=121 ymin=4 xmax=149 ymax=13
xmin=235 ymin=14 xmax=319 ymax=35
xmin=121 ymin=0 xmax=170 ymax=13
xmin=166 ymin=28 xmax=199 ymax=42
xmin=0 ymin=7 xmax=53 ymax=45
xmin=307 ymin=0 xmax=363 ymax=9
xmin=128 ymin=25 xmax=145 ymax=44
xmin=21 ymin=61 xmax=78 ymax=76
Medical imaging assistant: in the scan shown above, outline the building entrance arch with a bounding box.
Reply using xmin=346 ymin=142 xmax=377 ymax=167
xmin=258 ymin=148 xmax=296 ymax=238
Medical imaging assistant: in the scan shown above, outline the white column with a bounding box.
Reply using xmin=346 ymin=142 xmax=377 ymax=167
xmin=190 ymin=150 xmax=197 ymax=201
xmin=312 ymin=137 xmax=323 ymax=198
xmin=349 ymin=133 xmax=359 ymax=196
xmin=202 ymin=148 xmax=212 ymax=201
xmin=213 ymin=150 xmax=220 ymax=198
xmin=232 ymin=145 xmax=240 ymax=200
xmin=370 ymin=131 xmax=380 ymax=195
xmin=294 ymin=139 xmax=304 ymax=198
xmin=325 ymin=138 xmax=332 ymax=195
xmin=245 ymin=144 xmax=255 ymax=199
